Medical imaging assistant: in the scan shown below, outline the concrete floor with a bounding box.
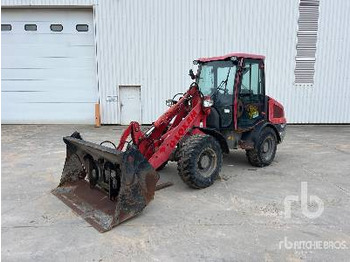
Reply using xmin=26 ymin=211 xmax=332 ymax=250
xmin=1 ymin=125 xmax=350 ymax=261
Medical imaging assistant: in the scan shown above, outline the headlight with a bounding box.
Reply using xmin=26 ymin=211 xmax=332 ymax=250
xmin=203 ymin=97 xmax=214 ymax=108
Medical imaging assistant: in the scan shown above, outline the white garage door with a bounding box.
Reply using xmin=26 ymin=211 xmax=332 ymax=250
xmin=1 ymin=8 xmax=97 ymax=124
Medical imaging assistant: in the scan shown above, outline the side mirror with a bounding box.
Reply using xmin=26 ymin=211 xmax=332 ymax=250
xmin=189 ymin=69 xmax=196 ymax=80
xmin=166 ymin=99 xmax=176 ymax=107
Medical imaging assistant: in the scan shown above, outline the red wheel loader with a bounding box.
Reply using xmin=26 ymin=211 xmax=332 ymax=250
xmin=52 ymin=53 xmax=286 ymax=232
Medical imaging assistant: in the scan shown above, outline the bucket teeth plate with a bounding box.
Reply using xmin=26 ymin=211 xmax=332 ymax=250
xmin=52 ymin=133 xmax=159 ymax=232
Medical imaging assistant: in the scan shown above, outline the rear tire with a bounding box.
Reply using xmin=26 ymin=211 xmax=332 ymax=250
xmin=177 ymin=135 xmax=222 ymax=189
xmin=246 ymin=127 xmax=277 ymax=167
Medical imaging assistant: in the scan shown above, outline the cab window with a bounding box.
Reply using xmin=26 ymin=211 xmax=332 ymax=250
xmin=241 ymin=62 xmax=262 ymax=95
xmin=198 ymin=65 xmax=214 ymax=95
xmin=217 ymin=66 xmax=235 ymax=95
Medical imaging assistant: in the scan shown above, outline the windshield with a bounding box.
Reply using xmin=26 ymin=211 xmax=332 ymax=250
xmin=197 ymin=61 xmax=236 ymax=96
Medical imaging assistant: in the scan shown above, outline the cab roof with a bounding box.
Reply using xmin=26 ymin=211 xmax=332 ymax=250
xmin=197 ymin=53 xmax=265 ymax=63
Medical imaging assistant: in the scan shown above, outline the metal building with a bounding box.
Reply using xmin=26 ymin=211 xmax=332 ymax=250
xmin=1 ymin=0 xmax=349 ymax=124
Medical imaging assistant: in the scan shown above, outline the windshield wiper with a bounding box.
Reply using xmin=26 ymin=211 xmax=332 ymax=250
xmin=211 ymin=66 xmax=232 ymax=98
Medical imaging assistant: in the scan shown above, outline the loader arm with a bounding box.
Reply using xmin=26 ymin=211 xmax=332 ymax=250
xmin=117 ymin=83 xmax=210 ymax=170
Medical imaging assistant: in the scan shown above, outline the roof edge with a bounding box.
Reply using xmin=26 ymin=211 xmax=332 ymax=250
xmin=197 ymin=52 xmax=265 ymax=63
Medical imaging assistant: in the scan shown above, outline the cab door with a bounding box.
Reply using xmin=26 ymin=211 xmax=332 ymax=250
xmin=237 ymin=60 xmax=266 ymax=129
xmin=214 ymin=66 xmax=235 ymax=128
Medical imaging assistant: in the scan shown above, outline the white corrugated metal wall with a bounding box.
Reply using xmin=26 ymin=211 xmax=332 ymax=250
xmin=94 ymin=0 xmax=300 ymax=124
xmin=310 ymin=0 xmax=350 ymax=123
xmin=2 ymin=0 xmax=350 ymax=124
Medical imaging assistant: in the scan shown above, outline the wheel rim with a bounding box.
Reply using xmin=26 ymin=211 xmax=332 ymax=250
xmin=197 ymin=148 xmax=217 ymax=178
xmin=261 ymin=136 xmax=275 ymax=161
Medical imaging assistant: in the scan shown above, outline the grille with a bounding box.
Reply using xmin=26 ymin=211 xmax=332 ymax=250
xmin=273 ymin=104 xmax=284 ymax=119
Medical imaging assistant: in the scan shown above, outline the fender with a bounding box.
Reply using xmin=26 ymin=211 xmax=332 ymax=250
xmin=194 ymin=127 xmax=230 ymax=154
xmin=241 ymin=122 xmax=283 ymax=146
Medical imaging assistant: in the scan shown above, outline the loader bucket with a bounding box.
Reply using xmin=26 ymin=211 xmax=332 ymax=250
xmin=52 ymin=132 xmax=159 ymax=232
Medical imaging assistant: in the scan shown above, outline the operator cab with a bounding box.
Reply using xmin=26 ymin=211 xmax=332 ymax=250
xmin=195 ymin=53 xmax=266 ymax=131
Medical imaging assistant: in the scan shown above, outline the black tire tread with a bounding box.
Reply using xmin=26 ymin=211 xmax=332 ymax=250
xmin=177 ymin=135 xmax=222 ymax=189
xmin=246 ymin=127 xmax=277 ymax=167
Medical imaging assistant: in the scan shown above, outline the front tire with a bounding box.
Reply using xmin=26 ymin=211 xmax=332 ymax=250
xmin=246 ymin=127 xmax=277 ymax=167
xmin=177 ymin=135 xmax=222 ymax=189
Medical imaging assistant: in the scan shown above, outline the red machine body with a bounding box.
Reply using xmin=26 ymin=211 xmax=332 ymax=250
xmin=268 ymin=97 xmax=286 ymax=124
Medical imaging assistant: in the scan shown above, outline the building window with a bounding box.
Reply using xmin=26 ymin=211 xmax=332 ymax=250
xmin=294 ymin=0 xmax=320 ymax=87
xmin=50 ymin=24 xmax=63 ymax=32
xmin=1 ymin=24 xmax=12 ymax=31
xmin=24 ymin=24 xmax=37 ymax=31
xmin=76 ymin=24 xmax=89 ymax=32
